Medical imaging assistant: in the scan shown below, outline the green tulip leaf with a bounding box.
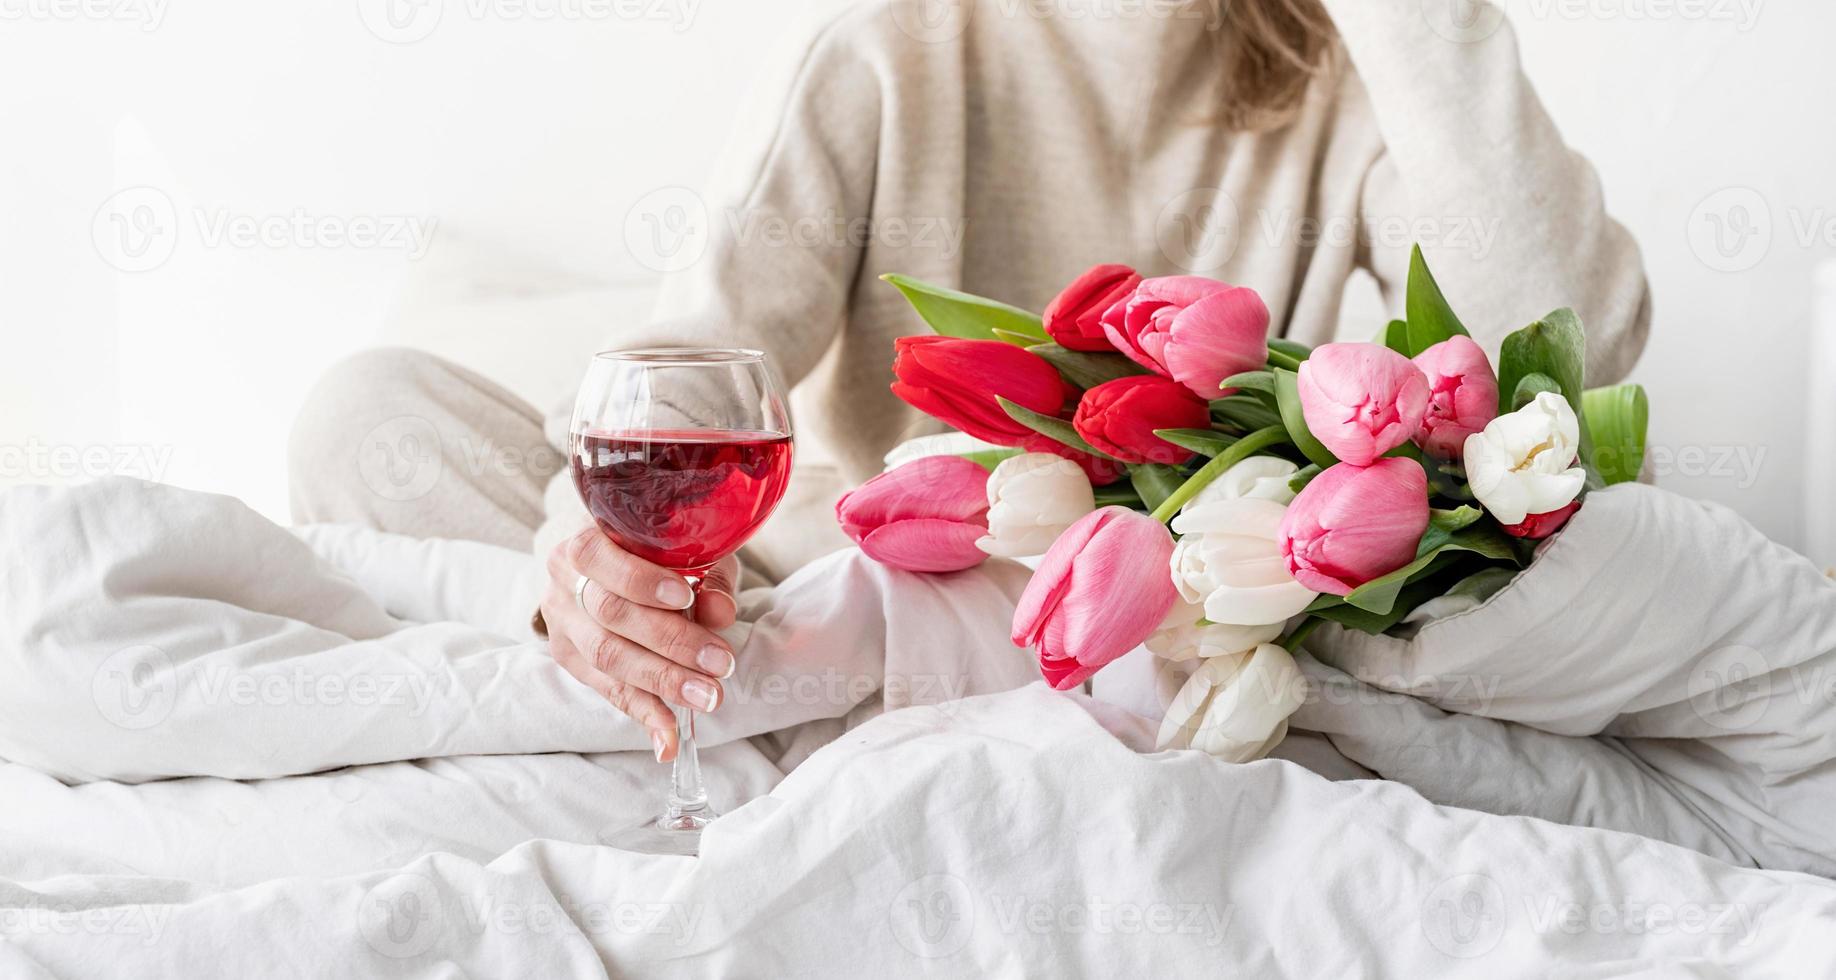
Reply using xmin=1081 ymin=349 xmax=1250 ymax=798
xmin=1028 ymin=342 xmax=1147 ymax=390
xmin=958 ymin=448 xmax=1024 ymax=471
xmin=1510 ymin=371 xmax=1563 ymax=411
xmin=996 ymin=397 xmax=1116 ymax=460
xmin=1211 ymin=395 xmax=1285 ymax=432
xmin=1424 ymin=457 xmax=1475 ymax=502
xmin=1147 ymin=426 xmax=1289 ymax=524
xmin=1497 ymin=307 xmax=1591 ymax=466
xmin=1220 ymin=370 xmax=1277 ymax=394
xmin=1268 ymin=338 xmax=1314 ymax=362
xmin=881 ymin=273 xmax=1049 ymax=345
xmin=1129 ymin=464 xmax=1186 ymax=513
xmin=1404 ymin=245 xmax=1471 ymax=355
xmin=1093 ymin=483 xmax=1145 ymax=509
xmin=1304 ymin=592 xmax=1346 ymax=613
xmin=1380 ymin=319 xmax=1411 ymax=355
xmin=1154 ymin=428 xmax=1238 ymax=457
xmin=1582 ymin=383 xmax=1649 ymax=485
xmin=1423 ymin=505 xmax=1484 ymax=546
xmin=1266 ymin=349 xmax=1305 ymax=372
xmin=1441 ymin=565 xmax=1520 ymax=605
xmin=1496 ymin=308 xmax=1586 ymax=415
xmin=992 ymin=328 xmax=1043 ymax=345
xmin=1306 ymin=559 xmax=1494 ymax=634
xmin=1340 ymin=522 xmax=1519 ymax=616
xmin=1272 ymin=368 xmax=1339 ymax=468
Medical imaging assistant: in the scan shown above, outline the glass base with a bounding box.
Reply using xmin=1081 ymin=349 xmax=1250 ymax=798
xmin=602 ymin=806 xmax=717 ymax=856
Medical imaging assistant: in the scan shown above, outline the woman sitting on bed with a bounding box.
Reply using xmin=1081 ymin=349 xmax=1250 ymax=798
xmin=287 ymin=0 xmax=1651 ymax=760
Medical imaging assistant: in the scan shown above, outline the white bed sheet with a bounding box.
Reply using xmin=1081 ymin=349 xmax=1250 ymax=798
xmin=2 ymin=478 xmax=1834 ymax=977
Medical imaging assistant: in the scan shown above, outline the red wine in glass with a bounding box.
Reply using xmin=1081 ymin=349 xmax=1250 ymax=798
xmin=571 ymin=428 xmax=794 ymax=575
xmin=568 ymin=347 xmax=793 ymax=856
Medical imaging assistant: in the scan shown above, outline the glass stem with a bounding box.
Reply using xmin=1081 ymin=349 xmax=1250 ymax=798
xmin=664 ymin=576 xmax=709 ymax=822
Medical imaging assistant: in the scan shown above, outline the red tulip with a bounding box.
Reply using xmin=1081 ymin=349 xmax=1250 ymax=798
xmin=891 ymin=336 xmax=1074 ymax=445
xmin=1042 ymin=263 xmax=1139 ymax=352
xmin=892 ymin=335 xmax=1124 ymax=486
xmin=1277 ymin=458 xmax=1429 ymax=596
xmin=1042 ymin=441 xmax=1129 ymax=487
xmin=1500 ymin=500 xmax=1581 ymax=540
xmin=1099 ymin=276 xmax=1270 ymax=399
xmin=1412 ymin=336 xmax=1499 ymax=460
xmin=1071 ymin=376 xmax=1209 ymax=466
xmin=1012 ymin=507 xmax=1179 ymax=691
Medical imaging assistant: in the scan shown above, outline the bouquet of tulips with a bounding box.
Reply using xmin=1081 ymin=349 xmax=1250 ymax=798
xmin=836 ymin=246 xmax=1650 ymax=762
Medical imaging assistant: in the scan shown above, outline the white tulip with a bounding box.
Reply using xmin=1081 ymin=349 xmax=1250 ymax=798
xmin=974 ymin=453 xmax=1096 ymax=558
xmin=1182 ymin=455 xmax=1299 ymax=512
xmin=882 ymin=432 xmax=1003 ymax=470
xmin=1145 ymin=598 xmax=1284 ymax=662
xmin=1170 ymin=496 xmax=1319 ymax=626
xmin=1155 ymin=643 xmax=1305 ymax=762
xmin=1463 ymin=392 xmax=1588 ymax=525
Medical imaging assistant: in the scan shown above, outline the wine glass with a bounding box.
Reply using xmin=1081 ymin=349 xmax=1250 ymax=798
xmin=569 ymin=348 xmax=793 ymax=855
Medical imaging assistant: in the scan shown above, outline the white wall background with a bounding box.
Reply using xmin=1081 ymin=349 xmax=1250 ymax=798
xmin=3 ymin=0 xmax=1833 ymax=559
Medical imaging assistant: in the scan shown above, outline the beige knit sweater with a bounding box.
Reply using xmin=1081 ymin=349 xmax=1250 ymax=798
xmin=540 ymin=0 xmax=1652 ymax=578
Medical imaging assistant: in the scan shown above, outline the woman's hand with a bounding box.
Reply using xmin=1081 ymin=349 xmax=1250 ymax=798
xmin=541 ymin=525 xmax=741 ymax=762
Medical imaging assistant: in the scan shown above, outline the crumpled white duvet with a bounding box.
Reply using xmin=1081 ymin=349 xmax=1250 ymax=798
xmin=1 ymin=478 xmax=1834 ymax=977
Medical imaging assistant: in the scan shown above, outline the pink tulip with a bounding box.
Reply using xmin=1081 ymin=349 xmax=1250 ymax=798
xmin=1042 ymin=263 xmax=1139 ymax=352
xmin=1412 ymin=336 xmax=1499 ymax=459
xmin=836 ymin=456 xmax=990 ymax=573
xmin=1296 ymin=343 xmax=1430 ymax=466
xmin=1012 ymin=507 xmax=1178 ymax=691
xmin=1277 ymin=458 xmax=1429 ymax=596
xmin=1099 ymin=276 xmax=1270 ymax=400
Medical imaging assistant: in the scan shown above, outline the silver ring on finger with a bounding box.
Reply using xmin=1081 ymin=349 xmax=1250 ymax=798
xmin=574 ymin=574 xmax=592 ymax=613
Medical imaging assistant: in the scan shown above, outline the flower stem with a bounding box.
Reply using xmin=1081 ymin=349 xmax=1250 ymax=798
xmin=1279 ymin=616 xmax=1323 ymax=651
xmin=1266 ymin=350 xmax=1305 ymax=372
xmin=1148 ymin=424 xmax=1288 ymax=524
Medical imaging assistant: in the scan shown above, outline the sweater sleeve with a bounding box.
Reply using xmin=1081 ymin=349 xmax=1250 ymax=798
xmin=531 ymin=10 xmax=887 ymax=565
xmin=1326 ymin=0 xmax=1652 ymax=384
xmin=542 ymin=9 xmax=884 ymax=442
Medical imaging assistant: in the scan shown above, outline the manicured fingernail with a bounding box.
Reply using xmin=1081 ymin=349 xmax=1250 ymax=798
xmin=682 ymin=679 xmax=720 ymax=712
xmin=651 ymin=731 xmax=667 ymax=762
xmin=696 ymin=644 xmax=735 ymax=678
xmin=657 ymin=579 xmax=694 ymax=609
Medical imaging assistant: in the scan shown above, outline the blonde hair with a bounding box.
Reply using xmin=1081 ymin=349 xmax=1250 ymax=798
xmin=1215 ymin=0 xmax=1339 ymax=131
